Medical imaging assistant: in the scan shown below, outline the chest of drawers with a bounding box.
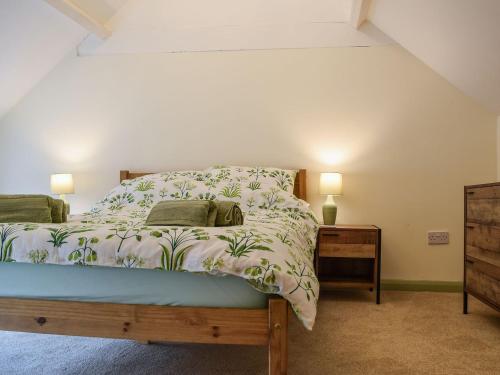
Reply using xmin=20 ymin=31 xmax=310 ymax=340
xmin=464 ymin=183 xmax=500 ymax=313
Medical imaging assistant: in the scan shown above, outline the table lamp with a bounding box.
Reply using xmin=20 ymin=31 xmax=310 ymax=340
xmin=319 ymin=172 xmax=342 ymax=225
xmin=50 ymin=174 xmax=74 ymax=203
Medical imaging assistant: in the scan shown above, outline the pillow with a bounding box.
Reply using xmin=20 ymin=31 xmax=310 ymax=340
xmin=206 ymin=166 xmax=297 ymax=193
xmin=91 ymin=166 xmax=304 ymax=216
xmin=204 ymin=166 xmax=301 ymax=211
xmin=94 ymin=169 xmax=206 ymax=214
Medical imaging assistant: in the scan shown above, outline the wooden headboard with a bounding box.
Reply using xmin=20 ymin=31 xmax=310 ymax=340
xmin=120 ymin=169 xmax=307 ymax=201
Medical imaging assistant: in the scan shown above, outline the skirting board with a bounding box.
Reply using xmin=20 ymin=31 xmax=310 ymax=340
xmin=381 ymin=279 xmax=463 ymax=293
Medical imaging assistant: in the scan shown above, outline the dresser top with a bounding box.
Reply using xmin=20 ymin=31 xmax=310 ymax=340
xmin=319 ymin=224 xmax=379 ymax=231
xmin=465 ymin=182 xmax=500 ymax=189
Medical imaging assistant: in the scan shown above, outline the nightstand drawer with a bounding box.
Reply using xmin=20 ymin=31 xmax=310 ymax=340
xmin=318 ymin=230 xmax=376 ymax=258
xmin=319 ymin=243 xmax=376 ymax=258
xmin=319 ymin=230 xmax=377 ymax=244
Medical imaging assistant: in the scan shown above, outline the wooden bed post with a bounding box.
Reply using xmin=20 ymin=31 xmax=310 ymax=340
xmin=119 ymin=170 xmax=129 ymax=182
xmin=268 ymin=298 xmax=288 ymax=375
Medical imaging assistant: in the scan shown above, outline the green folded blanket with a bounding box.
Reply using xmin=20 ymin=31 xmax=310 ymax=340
xmin=50 ymin=198 xmax=70 ymax=223
xmin=215 ymin=201 xmax=244 ymax=227
xmin=146 ymin=200 xmax=243 ymax=227
xmin=146 ymin=200 xmax=218 ymax=227
xmin=0 ymin=195 xmax=68 ymax=223
xmin=63 ymin=203 xmax=70 ymax=222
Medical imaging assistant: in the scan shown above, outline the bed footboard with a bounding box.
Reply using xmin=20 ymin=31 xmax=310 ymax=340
xmin=0 ymin=297 xmax=288 ymax=374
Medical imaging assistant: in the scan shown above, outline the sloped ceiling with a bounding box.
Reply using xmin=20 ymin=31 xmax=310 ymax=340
xmin=0 ymin=0 xmax=391 ymax=121
xmin=0 ymin=0 xmax=128 ymax=121
xmin=0 ymin=0 xmax=86 ymax=119
xmin=72 ymin=0 xmax=128 ymax=24
xmin=369 ymin=0 xmax=500 ymax=114
xmin=3 ymin=0 xmax=499 ymax=121
xmin=77 ymin=0 xmax=391 ymax=55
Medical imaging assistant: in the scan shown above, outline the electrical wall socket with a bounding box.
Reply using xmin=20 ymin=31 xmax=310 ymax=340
xmin=428 ymin=231 xmax=449 ymax=245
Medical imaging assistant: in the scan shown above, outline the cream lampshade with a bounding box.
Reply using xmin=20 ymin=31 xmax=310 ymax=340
xmin=319 ymin=172 xmax=343 ymax=225
xmin=50 ymin=174 xmax=74 ymax=202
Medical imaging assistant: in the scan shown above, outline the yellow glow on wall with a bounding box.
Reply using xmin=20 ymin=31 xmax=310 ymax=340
xmin=316 ymin=149 xmax=347 ymax=166
xmin=57 ymin=142 xmax=99 ymax=164
xmin=41 ymin=123 xmax=108 ymax=165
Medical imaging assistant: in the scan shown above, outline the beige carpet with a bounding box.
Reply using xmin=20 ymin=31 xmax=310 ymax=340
xmin=0 ymin=291 xmax=499 ymax=374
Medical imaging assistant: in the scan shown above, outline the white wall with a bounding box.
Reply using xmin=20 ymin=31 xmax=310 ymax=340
xmin=0 ymin=45 xmax=496 ymax=281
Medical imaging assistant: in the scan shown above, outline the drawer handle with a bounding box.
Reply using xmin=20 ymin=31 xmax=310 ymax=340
xmin=466 ymin=225 xmax=475 ymax=229
xmin=465 ymin=259 xmax=475 ymax=265
xmin=466 ymin=191 xmax=475 ymax=195
xmin=322 ymin=233 xmax=340 ymax=237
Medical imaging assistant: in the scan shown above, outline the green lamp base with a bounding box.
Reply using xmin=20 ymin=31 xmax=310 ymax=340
xmin=322 ymin=195 xmax=338 ymax=225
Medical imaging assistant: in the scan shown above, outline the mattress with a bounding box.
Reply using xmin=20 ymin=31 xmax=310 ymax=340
xmin=0 ymin=263 xmax=268 ymax=308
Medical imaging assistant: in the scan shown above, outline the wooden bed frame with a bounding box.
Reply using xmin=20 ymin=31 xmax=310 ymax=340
xmin=0 ymin=169 xmax=307 ymax=375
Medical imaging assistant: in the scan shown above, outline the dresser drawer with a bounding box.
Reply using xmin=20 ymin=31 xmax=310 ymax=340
xmin=466 ymin=186 xmax=500 ymax=200
xmin=466 ymin=259 xmax=500 ymax=307
xmin=319 ymin=230 xmax=376 ymax=258
xmin=466 ymin=223 xmax=500 ymax=267
xmin=467 ymin=199 xmax=500 ymax=226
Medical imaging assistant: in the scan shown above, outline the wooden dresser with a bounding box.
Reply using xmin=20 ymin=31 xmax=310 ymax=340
xmin=464 ymin=183 xmax=500 ymax=314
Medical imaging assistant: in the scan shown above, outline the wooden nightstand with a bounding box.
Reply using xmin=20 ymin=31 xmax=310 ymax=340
xmin=315 ymin=225 xmax=382 ymax=304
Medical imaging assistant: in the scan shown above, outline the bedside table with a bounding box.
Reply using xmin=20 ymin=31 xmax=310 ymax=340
xmin=315 ymin=225 xmax=382 ymax=304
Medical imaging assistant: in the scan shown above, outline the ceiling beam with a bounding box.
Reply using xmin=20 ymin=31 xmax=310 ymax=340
xmin=350 ymin=0 xmax=372 ymax=29
xmin=44 ymin=0 xmax=111 ymax=39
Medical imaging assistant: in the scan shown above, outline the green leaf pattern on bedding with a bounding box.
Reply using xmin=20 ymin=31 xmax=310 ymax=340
xmin=0 ymin=166 xmax=319 ymax=329
xmin=217 ymin=229 xmax=273 ymax=258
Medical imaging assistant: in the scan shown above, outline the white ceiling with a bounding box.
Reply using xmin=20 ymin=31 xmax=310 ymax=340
xmin=0 ymin=0 xmax=87 ymax=119
xmin=369 ymin=0 xmax=500 ymax=114
xmin=77 ymin=0 xmax=391 ymax=55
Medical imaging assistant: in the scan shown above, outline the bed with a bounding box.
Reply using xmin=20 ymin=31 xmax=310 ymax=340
xmin=0 ymin=166 xmax=318 ymax=375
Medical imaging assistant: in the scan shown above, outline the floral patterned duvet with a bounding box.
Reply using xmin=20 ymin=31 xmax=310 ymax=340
xmin=0 ymin=166 xmax=319 ymax=329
